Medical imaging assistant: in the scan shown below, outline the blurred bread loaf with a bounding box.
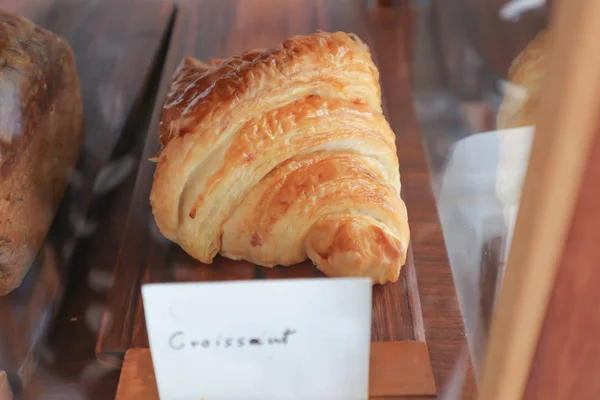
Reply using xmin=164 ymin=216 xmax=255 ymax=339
xmin=0 ymin=12 xmax=84 ymax=295
xmin=497 ymin=30 xmax=549 ymax=130
xmin=495 ymin=30 xmax=549 ymax=243
xmin=150 ymin=32 xmax=410 ymax=284
xmin=496 ymin=29 xmax=550 ymax=265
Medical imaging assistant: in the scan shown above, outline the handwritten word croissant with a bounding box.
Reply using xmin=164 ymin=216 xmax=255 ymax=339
xmin=150 ymin=31 xmax=410 ymax=284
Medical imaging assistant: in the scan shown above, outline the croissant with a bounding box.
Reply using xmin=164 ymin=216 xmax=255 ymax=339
xmin=150 ymin=31 xmax=410 ymax=284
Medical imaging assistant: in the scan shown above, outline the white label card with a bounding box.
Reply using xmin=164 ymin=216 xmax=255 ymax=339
xmin=142 ymin=278 xmax=372 ymax=400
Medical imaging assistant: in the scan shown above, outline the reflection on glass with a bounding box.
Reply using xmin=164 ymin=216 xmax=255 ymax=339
xmin=412 ymin=0 xmax=549 ymax=373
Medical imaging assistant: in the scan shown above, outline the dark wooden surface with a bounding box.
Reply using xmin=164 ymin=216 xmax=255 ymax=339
xmin=115 ymin=343 xmax=436 ymax=399
xmin=0 ymin=0 xmax=175 ymax=397
xmin=0 ymin=0 xmax=483 ymax=399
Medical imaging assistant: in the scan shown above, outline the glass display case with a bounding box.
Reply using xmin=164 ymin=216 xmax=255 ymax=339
xmin=412 ymin=0 xmax=550 ymax=373
xmin=0 ymin=0 xmax=594 ymax=399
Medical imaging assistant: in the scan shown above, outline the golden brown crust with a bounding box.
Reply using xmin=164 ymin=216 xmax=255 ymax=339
xmin=0 ymin=12 xmax=84 ymax=295
xmin=150 ymin=31 xmax=409 ymax=284
xmin=221 ymin=152 xmax=409 ymax=283
xmin=497 ymin=30 xmax=549 ymax=130
xmin=159 ymin=32 xmax=380 ymax=147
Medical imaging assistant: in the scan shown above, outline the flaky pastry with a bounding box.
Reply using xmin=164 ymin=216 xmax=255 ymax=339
xmin=150 ymin=31 xmax=410 ymax=284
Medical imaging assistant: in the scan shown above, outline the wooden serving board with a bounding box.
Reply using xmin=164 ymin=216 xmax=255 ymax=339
xmin=115 ymin=343 xmax=436 ymax=399
xmin=97 ymin=0 xmax=476 ymax=397
xmin=0 ymin=0 xmax=175 ymax=390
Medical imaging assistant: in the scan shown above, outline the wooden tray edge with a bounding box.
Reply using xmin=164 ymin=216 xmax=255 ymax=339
xmin=115 ymin=342 xmax=436 ymax=399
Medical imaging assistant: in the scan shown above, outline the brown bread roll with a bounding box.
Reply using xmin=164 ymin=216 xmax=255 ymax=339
xmin=0 ymin=12 xmax=84 ymax=295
